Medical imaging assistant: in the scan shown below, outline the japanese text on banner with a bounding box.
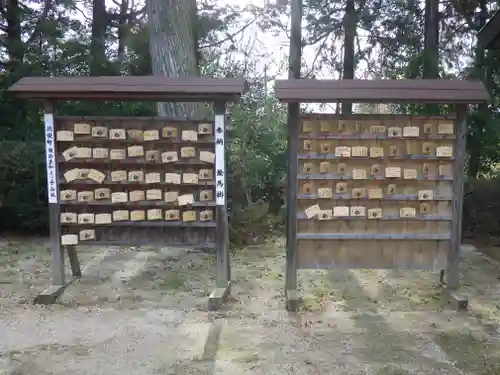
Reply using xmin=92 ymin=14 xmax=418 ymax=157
xmin=215 ymin=115 xmax=225 ymax=205
xmin=44 ymin=113 xmax=58 ymax=203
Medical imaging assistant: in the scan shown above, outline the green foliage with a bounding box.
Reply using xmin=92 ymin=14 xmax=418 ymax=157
xmin=0 ymin=141 xmax=47 ymax=232
xmin=229 ymin=201 xmax=284 ymax=247
xmin=227 ymin=93 xmax=287 ymax=211
xmin=2 ymin=0 xmax=500 ymax=244
xmin=466 ymin=108 xmax=500 ymax=176
xmin=463 ymin=176 xmax=500 ymax=239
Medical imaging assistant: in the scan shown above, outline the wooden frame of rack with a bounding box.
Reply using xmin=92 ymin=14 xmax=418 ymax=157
xmin=8 ymin=76 xmax=247 ymax=309
xmin=275 ymin=78 xmax=489 ymax=312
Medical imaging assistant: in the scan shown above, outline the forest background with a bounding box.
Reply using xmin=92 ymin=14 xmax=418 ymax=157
xmin=0 ymin=0 xmax=498 ymax=246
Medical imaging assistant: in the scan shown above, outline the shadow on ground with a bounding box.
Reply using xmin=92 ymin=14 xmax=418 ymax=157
xmin=1 ymin=238 xmax=500 ymax=374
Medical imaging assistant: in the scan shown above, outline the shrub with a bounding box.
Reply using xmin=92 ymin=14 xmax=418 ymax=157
xmin=0 ymin=141 xmax=48 ymax=233
xmin=463 ymin=176 xmax=500 ymax=240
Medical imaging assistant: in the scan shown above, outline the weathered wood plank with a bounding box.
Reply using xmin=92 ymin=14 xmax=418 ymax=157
xmin=297 ymin=233 xmax=450 ymax=240
xmin=447 ymin=104 xmax=468 ymax=290
xmin=275 ymin=79 xmax=489 ymax=103
xmin=285 ymin=0 xmax=303 ymax=312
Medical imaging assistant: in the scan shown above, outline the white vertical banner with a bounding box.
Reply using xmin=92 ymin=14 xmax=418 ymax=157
xmin=214 ymin=114 xmax=225 ymax=206
xmin=44 ymin=113 xmax=58 ymax=203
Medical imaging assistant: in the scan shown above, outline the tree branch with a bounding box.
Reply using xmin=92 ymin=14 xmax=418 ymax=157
xmin=25 ymin=0 xmax=52 ymax=46
xmin=305 ymin=27 xmax=335 ymax=46
xmin=358 ymin=26 xmax=393 ymax=50
xmin=200 ymin=18 xmax=256 ymax=49
xmin=303 ymin=36 xmax=329 ymax=78
xmin=70 ymin=3 xmax=92 ymax=22
xmin=107 ymin=5 xmax=145 ymax=22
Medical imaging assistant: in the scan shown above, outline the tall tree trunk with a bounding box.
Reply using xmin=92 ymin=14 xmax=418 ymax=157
xmin=423 ymin=0 xmax=439 ymax=78
xmin=468 ymin=0 xmax=489 ymax=179
xmin=4 ymin=0 xmax=51 ymax=73
xmin=341 ymin=0 xmax=356 ymax=115
xmin=423 ymin=0 xmax=439 ymax=114
xmin=5 ymin=0 xmax=23 ymax=69
xmin=90 ymin=0 xmax=108 ymax=75
xmin=146 ymin=0 xmax=203 ymax=119
xmin=117 ymin=0 xmax=129 ymax=65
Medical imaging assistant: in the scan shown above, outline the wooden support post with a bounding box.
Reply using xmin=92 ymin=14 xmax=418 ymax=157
xmin=66 ymin=245 xmax=82 ymax=277
xmin=285 ymin=0 xmax=302 ymax=312
xmin=286 ymin=103 xmax=299 ymax=312
xmin=446 ymin=104 xmax=468 ymax=311
xmin=45 ymin=102 xmax=64 ymax=286
xmin=209 ymin=101 xmax=231 ymax=310
xmin=35 ymin=103 xmax=81 ymax=304
xmin=35 ymin=101 xmax=68 ymax=304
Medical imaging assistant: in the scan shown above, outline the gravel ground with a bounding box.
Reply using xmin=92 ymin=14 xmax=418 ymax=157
xmin=1 ymin=237 xmax=500 ymax=375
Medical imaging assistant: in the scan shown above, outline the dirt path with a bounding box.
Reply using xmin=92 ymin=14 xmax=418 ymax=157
xmin=1 ymin=238 xmax=500 ymax=374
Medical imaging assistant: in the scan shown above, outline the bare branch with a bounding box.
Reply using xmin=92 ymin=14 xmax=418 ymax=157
xmin=107 ymin=5 xmax=145 ymax=22
xmin=200 ymin=18 xmax=257 ymax=49
xmin=274 ymin=16 xmax=290 ymax=39
xmin=355 ymin=35 xmax=378 ymax=77
xmin=305 ymin=28 xmax=334 ymax=46
xmin=303 ymin=37 xmax=329 ymax=78
xmin=72 ymin=4 xmax=92 ymax=22
xmin=26 ymin=0 xmax=52 ymax=45
xmin=358 ymin=26 xmax=393 ymax=50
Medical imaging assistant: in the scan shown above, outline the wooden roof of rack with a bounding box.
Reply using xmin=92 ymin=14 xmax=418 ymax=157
xmin=9 ymin=76 xmax=248 ymax=102
xmin=274 ymin=79 xmax=489 ymax=104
